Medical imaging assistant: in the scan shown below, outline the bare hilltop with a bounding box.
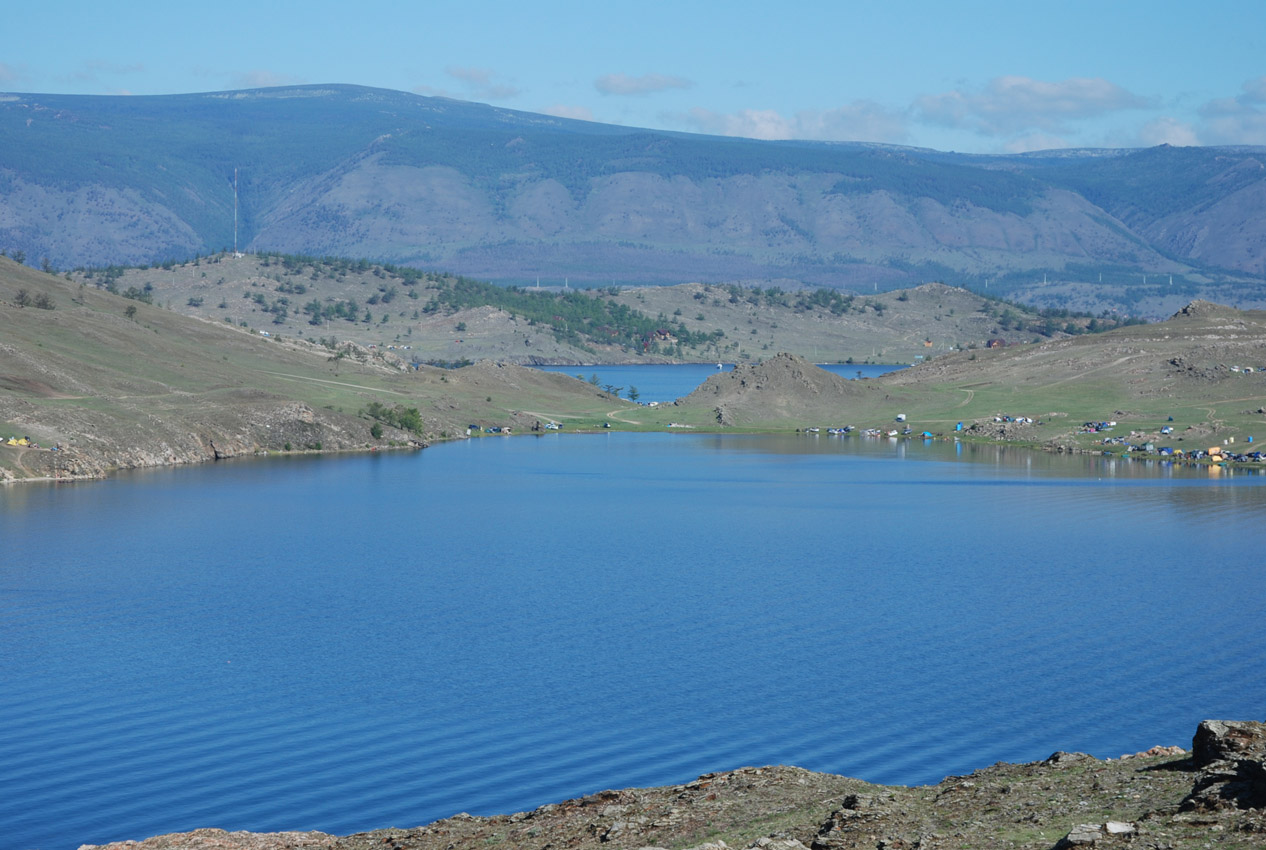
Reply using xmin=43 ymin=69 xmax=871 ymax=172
xmin=62 ymin=253 xmax=1127 ymax=367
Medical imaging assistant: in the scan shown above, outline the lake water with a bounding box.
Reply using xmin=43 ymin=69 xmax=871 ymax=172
xmin=534 ymin=363 xmax=905 ymax=402
xmin=3 ymin=433 xmax=1265 ymax=850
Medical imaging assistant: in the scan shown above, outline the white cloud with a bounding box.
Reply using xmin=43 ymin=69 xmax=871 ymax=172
xmin=1242 ymin=76 xmax=1266 ymax=104
xmin=542 ymin=104 xmax=596 ymax=122
xmin=683 ymin=107 xmax=791 ymax=139
xmin=0 ymin=62 xmax=20 ymax=85
xmin=58 ymin=60 xmax=145 ymax=85
xmin=411 ymin=84 xmax=457 ymax=99
xmin=1137 ymin=116 xmax=1200 ymax=147
xmin=86 ymin=60 xmax=144 ymax=76
xmin=1197 ymin=77 xmax=1266 ymax=145
xmin=444 ymin=66 xmax=520 ymax=101
xmin=229 ymin=70 xmax=305 ymax=90
xmin=676 ymin=100 xmax=907 ymax=143
xmin=794 ymin=102 xmax=909 ymax=144
xmin=447 ymin=66 xmax=493 ymax=86
xmin=1002 ymin=132 xmax=1072 ymax=153
xmin=596 ymin=73 xmax=693 ymax=96
xmin=916 ymin=76 xmax=1152 ymax=136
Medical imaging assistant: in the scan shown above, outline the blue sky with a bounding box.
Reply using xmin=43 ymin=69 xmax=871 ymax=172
xmin=4 ymin=0 xmax=1264 ymax=152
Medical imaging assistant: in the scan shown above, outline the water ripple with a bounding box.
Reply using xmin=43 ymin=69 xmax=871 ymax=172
xmin=4 ymin=435 xmax=1265 ymax=849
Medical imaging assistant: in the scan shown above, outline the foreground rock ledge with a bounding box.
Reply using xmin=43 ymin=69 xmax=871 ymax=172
xmin=80 ymin=721 xmax=1266 ymax=850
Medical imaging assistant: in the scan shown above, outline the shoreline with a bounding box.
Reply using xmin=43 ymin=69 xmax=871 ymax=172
xmin=0 ymin=441 xmax=426 ymax=486
xmin=72 ymin=720 xmax=1265 ymax=850
xmin=7 ymin=425 xmax=1262 ymax=488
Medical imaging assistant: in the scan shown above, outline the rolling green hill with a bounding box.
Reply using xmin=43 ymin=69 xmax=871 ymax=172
xmin=6 ymin=250 xmax=1265 ymax=483
xmin=665 ymin=301 xmax=1266 ymax=457
xmin=0 ymin=256 xmax=635 ymax=482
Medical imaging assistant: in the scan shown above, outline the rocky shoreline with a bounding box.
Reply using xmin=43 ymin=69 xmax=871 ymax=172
xmin=0 ymin=401 xmax=427 ymax=485
xmin=78 ymin=721 xmax=1265 ymax=850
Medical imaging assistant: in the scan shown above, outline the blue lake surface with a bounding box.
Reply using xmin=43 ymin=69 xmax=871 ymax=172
xmin=3 ymin=433 xmax=1265 ymax=850
xmin=534 ymin=363 xmax=905 ymax=402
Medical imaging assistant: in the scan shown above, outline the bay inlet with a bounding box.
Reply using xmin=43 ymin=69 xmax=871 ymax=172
xmin=2 ymin=417 xmax=1263 ymax=849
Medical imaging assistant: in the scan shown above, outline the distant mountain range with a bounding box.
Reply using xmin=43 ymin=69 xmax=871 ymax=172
xmin=2 ymin=84 xmax=1264 ymax=312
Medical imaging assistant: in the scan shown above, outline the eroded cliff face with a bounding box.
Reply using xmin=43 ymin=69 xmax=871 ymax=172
xmin=0 ymin=398 xmax=420 ymax=483
xmin=77 ymin=722 xmax=1266 ymax=850
xmin=251 ymin=161 xmax=1182 ymax=287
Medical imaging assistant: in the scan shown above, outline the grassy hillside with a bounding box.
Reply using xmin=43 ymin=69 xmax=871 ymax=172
xmin=0 ymin=257 xmax=633 ymax=482
xmin=64 ymin=253 xmax=1138 ymax=366
xmin=665 ymin=303 xmax=1266 ymax=457
xmin=6 ymin=250 xmax=1264 ymax=482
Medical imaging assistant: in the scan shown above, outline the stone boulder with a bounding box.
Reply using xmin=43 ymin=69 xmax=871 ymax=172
xmin=679 ymin=841 xmax=809 ymax=850
xmin=1192 ymin=720 xmax=1266 ymax=767
xmin=1185 ymin=759 xmax=1266 ymax=812
xmin=1184 ymin=719 xmax=1266 ymax=812
xmin=811 ymin=794 xmax=892 ymax=850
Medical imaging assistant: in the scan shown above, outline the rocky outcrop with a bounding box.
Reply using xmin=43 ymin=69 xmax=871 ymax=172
xmin=1 ymin=398 xmax=422 ymax=483
xmin=1171 ymin=300 xmax=1244 ymax=321
xmin=1184 ymin=720 xmax=1266 ymax=812
xmin=673 ymin=840 xmax=810 ymax=850
xmin=679 ymin=354 xmax=871 ymax=426
xmin=1054 ymin=820 xmax=1136 ymax=848
xmin=1192 ymin=720 xmax=1266 ymax=766
xmin=811 ymin=793 xmax=899 ymax=849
